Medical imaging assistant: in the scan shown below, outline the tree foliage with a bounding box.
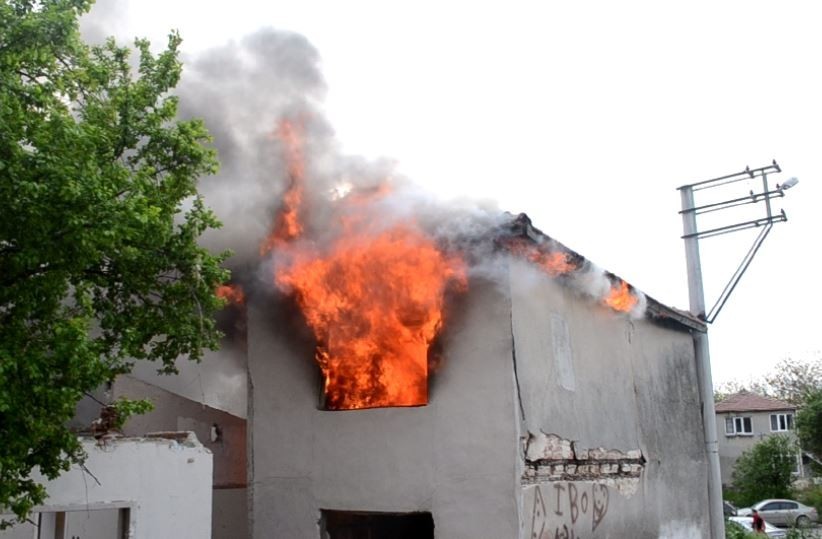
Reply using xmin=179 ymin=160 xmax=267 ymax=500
xmin=765 ymin=358 xmax=822 ymax=407
xmin=730 ymin=435 xmax=798 ymax=507
xmin=0 ymin=0 xmax=227 ymax=523
xmin=715 ymin=357 xmax=822 ymax=406
xmin=796 ymin=389 xmax=822 ymax=458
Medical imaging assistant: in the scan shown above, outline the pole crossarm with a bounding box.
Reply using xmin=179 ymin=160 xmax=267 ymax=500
xmin=681 ymin=210 xmax=787 ymax=240
xmin=677 ymin=160 xmax=781 ymax=191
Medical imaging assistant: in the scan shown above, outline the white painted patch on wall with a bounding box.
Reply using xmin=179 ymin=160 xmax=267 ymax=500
xmin=550 ymin=313 xmax=575 ymax=391
xmin=658 ymin=521 xmax=702 ymax=539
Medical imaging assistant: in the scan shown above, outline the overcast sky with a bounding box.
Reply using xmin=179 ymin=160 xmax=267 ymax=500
xmin=86 ymin=0 xmax=822 ymax=387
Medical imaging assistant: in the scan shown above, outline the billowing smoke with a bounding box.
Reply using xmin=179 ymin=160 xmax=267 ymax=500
xmin=80 ymin=4 xmax=645 ymax=319
xmin=174 ymin=29 xmax=515 ymax=286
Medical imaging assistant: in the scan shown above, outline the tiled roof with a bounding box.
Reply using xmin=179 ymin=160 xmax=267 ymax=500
xmin=715 ymin=390 xmax=795 ymax=413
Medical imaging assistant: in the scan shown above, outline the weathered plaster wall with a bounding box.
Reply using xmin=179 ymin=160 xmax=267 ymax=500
xmin=248 ymin=279 xmax=521 ymax=538
xmin=114 ymin=375 xmax=247 ymax=489
xmin=0 ymin=435 xmax=212 ymax=539
xmin=213 ymin=488 xmax=249 ymax=539
xmin=509 ymin=261 xmax=709 ymax=538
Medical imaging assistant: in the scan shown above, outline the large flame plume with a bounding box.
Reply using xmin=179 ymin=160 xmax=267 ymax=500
xmin=263 ymin=119 xmax=466 ymax=410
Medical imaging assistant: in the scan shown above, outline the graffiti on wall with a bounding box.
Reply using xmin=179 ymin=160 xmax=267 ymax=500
xmin=529 ymin=482 xmax=610 ymax=539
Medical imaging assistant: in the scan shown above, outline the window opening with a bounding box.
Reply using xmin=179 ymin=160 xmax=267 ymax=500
xmin=321 ymin=510 xmax=434 ymax=539
xmin=37 ymin=507 xmax=129 ymax=539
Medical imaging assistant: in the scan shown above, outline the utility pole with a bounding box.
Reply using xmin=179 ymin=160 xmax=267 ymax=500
xmin=678 ymin=161 xmax=796 ymax=539
xmin=680 ymin=184 xmax=724 ymax=539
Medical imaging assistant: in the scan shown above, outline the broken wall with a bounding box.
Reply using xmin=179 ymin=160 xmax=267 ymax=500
xmin=0 ymin=435 xmax=212 ymax=539
xmin=509 ymin=261 xmax=709 ymax=538
xmin=248 ymin=279 xmax=521 ymax=538
xmin=113 ymin=375 xmax=248 ymax=539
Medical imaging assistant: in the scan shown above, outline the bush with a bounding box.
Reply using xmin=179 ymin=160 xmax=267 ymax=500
xmin=731 ymin=435 xmax=798 ymax=507
xmin=786 ymin=528 xmax=816 ymax=539
xmin=795 ymin=484 xmax=822 ymax=519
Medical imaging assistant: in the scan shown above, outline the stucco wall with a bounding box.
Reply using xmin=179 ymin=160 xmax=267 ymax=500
xmin=509 ymin=261 xmax=709 ymax=538
xmin=114 ymin=375 xmax=247 ymax=489
xmin=0 ymin=435 xmax=212 ymax=539
xmin=248 ymin=279 xmax=521 ymax=538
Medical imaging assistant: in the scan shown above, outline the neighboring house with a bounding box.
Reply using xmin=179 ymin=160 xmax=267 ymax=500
xmin=715 ymin=390 xmax=801 ymax=486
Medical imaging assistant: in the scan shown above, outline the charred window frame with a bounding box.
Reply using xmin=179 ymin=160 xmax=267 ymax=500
xmin=35 ymin=505 xmax=131 ymax=539
xmin=320 ymin=509 xmax=434 ymax=539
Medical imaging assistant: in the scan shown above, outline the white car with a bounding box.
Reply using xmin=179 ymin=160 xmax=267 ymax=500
xmin=728 ymin=516 xmax=786 ymax=538
xmin=737 ymin=499 xmax=818 ymax=527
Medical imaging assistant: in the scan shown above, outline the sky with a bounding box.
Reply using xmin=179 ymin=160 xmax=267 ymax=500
xmin=84 ymin=0 xmax=822 ymax=387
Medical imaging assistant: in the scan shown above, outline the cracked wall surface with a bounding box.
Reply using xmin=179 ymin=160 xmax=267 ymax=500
xmin=509 ymin=260 xmax=709 ymax=538
xmin=522 ymin=432 xmax=645 ymax=485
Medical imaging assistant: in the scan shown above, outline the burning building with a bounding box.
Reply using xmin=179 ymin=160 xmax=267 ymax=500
xmin=44 ymin=29 xmax=712 ymax=538
xmin=245 ymin=208 xmax=709 ymax=538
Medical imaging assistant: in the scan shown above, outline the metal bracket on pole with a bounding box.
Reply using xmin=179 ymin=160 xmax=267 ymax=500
xmin=678 ymin=161 xmax=792 ymax=324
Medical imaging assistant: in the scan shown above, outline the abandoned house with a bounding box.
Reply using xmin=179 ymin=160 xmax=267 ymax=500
xmin=244 ymin=214 xmax=711 ymax=538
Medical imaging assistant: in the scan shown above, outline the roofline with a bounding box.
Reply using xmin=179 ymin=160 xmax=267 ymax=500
xmin=715 ymin=406 xmax=796 ymax=413
xmin=501 ymin=213 xmax=707 ymax=334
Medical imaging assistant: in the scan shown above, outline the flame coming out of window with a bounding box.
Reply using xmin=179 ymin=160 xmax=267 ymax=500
xmin=262 ymin=119 xmax=466 ymax=410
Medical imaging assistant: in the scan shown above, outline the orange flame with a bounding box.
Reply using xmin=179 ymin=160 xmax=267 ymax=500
xmin=216 ymin=284 xmax=246 ymax=305
xmin=260 ymin=120 xmax=305 ymax=255
xmin=262 ymin=118 xmax=466 ymax=409
xmin=604 ymin=280 xmax=637 ymax=313
xmin=277 ymin=225 xmax=466 ymax=410
xmin=504 ymin=238 xmax=576 ymax=276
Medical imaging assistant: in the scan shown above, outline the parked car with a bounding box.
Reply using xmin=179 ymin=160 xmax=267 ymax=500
xmin=724 ymin=500 xmax=738 ymax=517
xmin=728 ymin=516 xmax=787 ymax=538
xmin=736 ymin=499 xmax=818 ymax=527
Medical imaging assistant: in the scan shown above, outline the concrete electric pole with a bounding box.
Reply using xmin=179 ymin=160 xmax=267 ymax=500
xmin=678 ymin=161 xmax=796 ymax=539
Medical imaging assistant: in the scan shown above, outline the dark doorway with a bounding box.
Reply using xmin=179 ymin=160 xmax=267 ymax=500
xmin=321 ymin=510 xmax=434 ymax=539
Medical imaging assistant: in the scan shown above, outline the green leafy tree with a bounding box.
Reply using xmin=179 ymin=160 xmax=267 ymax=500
xmin=730 ymin=435 xmax=798 ymax=507
xmin=0 ymin=0 xmax=227 ymax=524
xmin=796 ymin=389 xmax=822 ymax=458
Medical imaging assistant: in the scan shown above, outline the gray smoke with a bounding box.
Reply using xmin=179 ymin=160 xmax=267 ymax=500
xmin=79 ymin=4 xmax=645 ymax=318
xmin=173 ymin=27 xmax=509 ymax=279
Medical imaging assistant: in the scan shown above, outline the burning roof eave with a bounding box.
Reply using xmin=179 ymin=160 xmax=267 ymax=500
xmin=502 ymin=213 xmax=707 ymax=334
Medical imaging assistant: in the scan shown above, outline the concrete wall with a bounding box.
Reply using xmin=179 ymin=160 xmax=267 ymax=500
xmin=509 ymin=261 xmax=709 ymax=538
xmin=716 ymin=411 xmax=799 ymax=486
xmin=113 ymin=376 xmax=248 ymax=538
xmin=0 ymin=435 xmax=212 ymax=539
xmin=248 ymin=279 xmax=521 ymax=538
xmin=114 ymin=375 xmax=247 ymax=489
xmin=213 ymin=488 xmax=249 ymax=539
